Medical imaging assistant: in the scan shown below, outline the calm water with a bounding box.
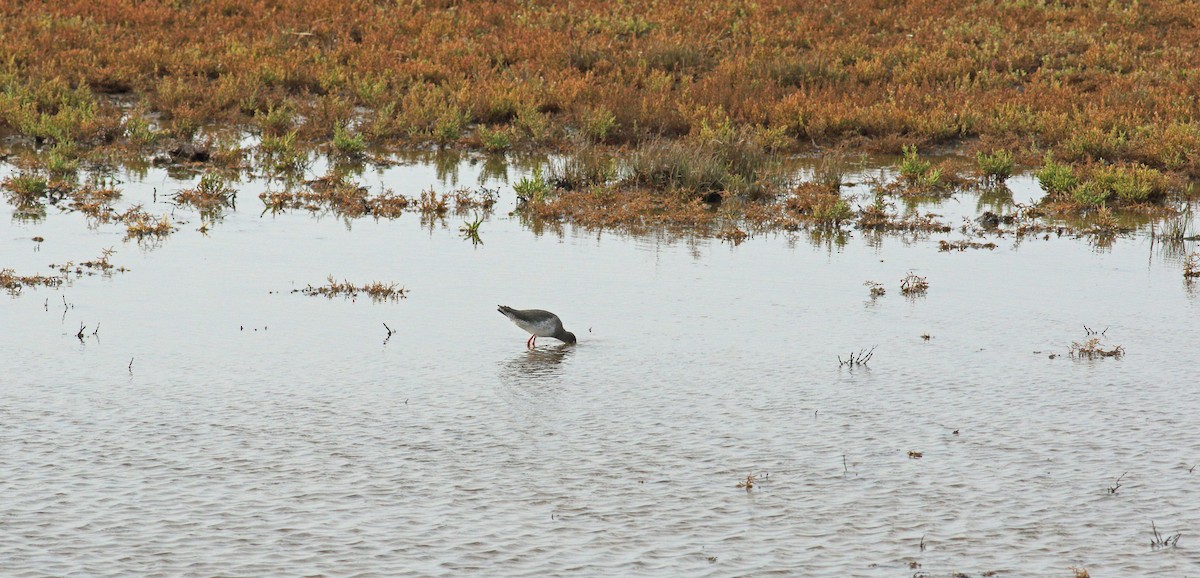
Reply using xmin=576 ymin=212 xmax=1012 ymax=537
xmin=2 ymin=156 xmax=1199 ymax=577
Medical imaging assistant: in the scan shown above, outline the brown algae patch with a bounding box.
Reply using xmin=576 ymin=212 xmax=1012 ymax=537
xmin=294 ymin=277 xmax=407 ymax=303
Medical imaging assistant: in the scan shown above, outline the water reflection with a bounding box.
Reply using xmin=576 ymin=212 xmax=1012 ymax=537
xmin=498 ymin=343 xmax=575 ymax=384
xmin=976 ymin=185 xmax=1015 ymax=214
xmin=477 ymin=153 xmax=510 ymax=183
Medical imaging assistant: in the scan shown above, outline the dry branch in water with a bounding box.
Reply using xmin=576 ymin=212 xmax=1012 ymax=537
xmin=839 ymin=346 xmax=876 ymax=367
xmin=1150 ymin=521 xmax=1181 ymax=550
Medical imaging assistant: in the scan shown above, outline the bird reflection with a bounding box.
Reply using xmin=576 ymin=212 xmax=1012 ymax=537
xmin=501 ymin=343 xmax=574 ymax=381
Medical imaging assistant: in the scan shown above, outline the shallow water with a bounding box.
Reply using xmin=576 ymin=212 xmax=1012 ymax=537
xmin=2 ymin=157 xmax=1199 ymax=577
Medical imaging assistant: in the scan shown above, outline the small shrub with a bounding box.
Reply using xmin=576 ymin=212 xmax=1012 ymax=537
xmin=1036 ymin=157 xmax=1078 ymax=199
xmin=478 ymin=126 xmax=511 ymax=153
xmin=514 ymin=167 xmax=552 ymax=205
xmin=1072 ymin=180 xmax=1111 ymax=207
xmin=811 ymin=195 xmax=853 ymax=227
xmin=580 ymin=107 xmax=617 ymax=143
xmin=255 ymin=103 xmax=294 ymax=136
xmin=123 ymin=114 xmax=159 ymax=147
xmin=899 ymin=145 xmax=932 ymax=183
xmin=976 ymin=149 xmax=1014 ymax=182
xmin=434 ymin=107 xmax=467 ymax=143
xmin=2 ymin=172 xmax=50 ymax=203
xmin=332 ymin=125 xmax=366 ymax=156
xmin=1109 ymin=164 xmax=1167 ymax=204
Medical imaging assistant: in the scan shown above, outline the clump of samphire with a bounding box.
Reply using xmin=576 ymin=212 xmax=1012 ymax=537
xmin=1069 ymin=328 xmax=1124 ymax=359
xmin=294 ymin=276 xmax=407 ymax=302
xmin=900 ymin=272 xmax=929 ymax=295
xmin=173 ymin=173 xmax=237 ymax=217
xmin=120 ymin=205 xmax=175 ymax=239
xmin=1 ymin=268 xmax=64 ymax=296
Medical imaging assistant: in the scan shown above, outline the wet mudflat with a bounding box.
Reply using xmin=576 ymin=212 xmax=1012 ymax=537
xmin=2 ymin=158 xmax=1199 ymax=577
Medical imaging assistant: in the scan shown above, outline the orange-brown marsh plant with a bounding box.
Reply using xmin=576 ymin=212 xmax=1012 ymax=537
xmin=9 ymin=0 xmax=1200 ymax=189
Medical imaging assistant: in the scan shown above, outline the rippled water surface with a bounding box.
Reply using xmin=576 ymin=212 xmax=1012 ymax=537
xmin=2 ymin=157 xmax=1199 ymax=577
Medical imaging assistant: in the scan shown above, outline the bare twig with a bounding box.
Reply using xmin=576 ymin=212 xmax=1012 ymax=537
xmin=838 ymin=345 xmax=877 ymax=367
xmin=1150 ymin=520 xmax=1182 ymax=549
xmin=1108 ymin=471 xmax=1128 ymax=494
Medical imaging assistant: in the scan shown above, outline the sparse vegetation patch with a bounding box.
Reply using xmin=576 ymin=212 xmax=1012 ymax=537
xmin=295 ymin=277 xmax=407 ymax=303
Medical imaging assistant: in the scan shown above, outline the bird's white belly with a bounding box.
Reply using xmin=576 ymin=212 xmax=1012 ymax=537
xmin=515 ymin=318 xmax=556 ymax=337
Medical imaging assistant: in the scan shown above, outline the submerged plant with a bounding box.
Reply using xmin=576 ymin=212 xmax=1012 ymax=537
xmin=460 ymin=213 xmax=484 ymax=245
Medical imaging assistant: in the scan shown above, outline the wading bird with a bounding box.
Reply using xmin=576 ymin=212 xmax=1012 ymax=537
xmin=497 ymin=305 xmax=576 ymax=347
